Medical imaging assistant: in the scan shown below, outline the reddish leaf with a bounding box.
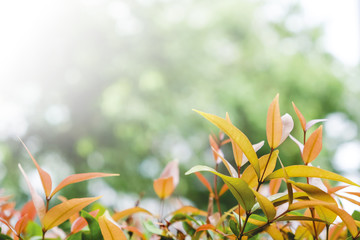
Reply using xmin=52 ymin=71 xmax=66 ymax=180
xmin=153 ymin=177 xmax=174 ymax=199
xmin=50 ymin=172 xmax=119 ymax=198
xmin=18 ymin=164 xmax=46 ymax=221
xmin=292 ymin=102 xmax=306 ymax=131
xmin=302 ymin=126 xmax=323 ymax=164
xmin=71 ymin=209 xmax=99 ymax=234
xmin=19 ymin=138 xmax=53 ymax=198
xmin=195 ymin=172 xmax=214 ymax=194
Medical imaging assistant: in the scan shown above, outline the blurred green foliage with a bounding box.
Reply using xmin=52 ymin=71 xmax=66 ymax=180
xmin=1 ymin=0 xmax=348 ymax=210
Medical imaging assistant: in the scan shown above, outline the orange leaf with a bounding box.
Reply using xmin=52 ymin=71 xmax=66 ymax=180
xmin=14 ymin=215 xmax=29 ymax=235
xmin=302 ymin=126 xmax=323 ymax=164
xmin=71 ymin=209 xmax=99 ymax=234
xmin=266 ymin=94 xmax=282 ymax=149
xmin=99 ymin=215 xmax=127 ymax=240
xmin=153 ymin=177 xmax=174 ymax=199
xmin=20 ymin=201 xmax=37 ymax=221
xmin=219 ymin=183 xmax=229 ymax=197
xmin=0 ymin=217 xmax=18 ymax=236
xmin=42 ymin=196 xmax=101 ymax=230
xmin=292 ymin=102 xmax=306 ymax=131
xmin=195 ymin=172 xmax=214 ymax=194
xmin=170 ymin=206 xmax=207 ymax=216
xmin=269 ymin=178 xmax=282 ymax=196
xmin=18 ymin=164 xmax=46 ymax=221
xmin=112 ymin=207 xmax=152 ymax=221
xmin=122 ymin=226 xmax=146 ymax=240
xmin=50 ymin=172 xmax=119 ymax=198
xmin=19 ymin=138 xmax=52 ymax=198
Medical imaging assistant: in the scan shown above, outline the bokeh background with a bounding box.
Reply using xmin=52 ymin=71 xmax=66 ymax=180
xmin=0 ymin=0 xmax=359 ymax=212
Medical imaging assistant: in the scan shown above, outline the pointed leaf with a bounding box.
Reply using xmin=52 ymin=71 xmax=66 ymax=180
xmin=51 ymin=172 xmax=119 ymax=198
xmin=159 ymin=160 xmax=179 ymax=187
xmin=122 ymin=226 xmax=146 ymax=240
xmin=252 ymin=190 xmax=276 ymax=221
xmin=71 ymin=209 xmax=99 ymax=234
xmin=241 ymin=141 xmax=265 ymax=167
xmin=306 ymin=119 xmax=327 ymax=131
xmin=288 ymin=200 xmax=358 ymax=238
xmin=112 ymin=207 xmax=152 ymax=221
xmin=19 ymin=139 xmax=52 ymax=198
xmin=302 ymin=126 xmax=323 ymax=164
xmin=18 ymin=164 xmax=46 ymax=221
xmin=289 ymin=135 xmax=304 ymax=153
xmin=264 ymin=165 xmax=360 ymax=187
xmin=226 ymin=113 xmax=243 ymax=167
xmin=186 ymin=165 xmax=256 ymax=211
xmin=153 ymin=177 xmax=174 ymax=199
xmin=98 ymin=215 xmax=127 ymax=240
xmin=219 ymin=183 xmax=229 ymax=197
xmin=194 ymin=110 xmax=260 ymax=177
xmin=266 ymin=94 xmax=282 ymax=149
xmin=194 ymin=172 xmax=214 ymax=194
xmin=265 ymin=225 xmax=284 ymax=240
xmin=211 ymin=146 xmax=238 ymax=177
xmin=242 ymin=150 xmax=279 ymax=187
xmin=279 ymin=114 xmax=294 ymax=145
xmin=292 ymin=102 xmax=306 ymax=131
xmin=291 ymin=181 xmax=337 ymax=223
xmin=0 ymin=217 xmax=18 ymax=236
xmin=171 ymin=206 xmax=207 ymax=216
xmin=43 ymin=196 xmax=101 ymax=230
xmin=269 ymin=179 xmax=282 ymax=195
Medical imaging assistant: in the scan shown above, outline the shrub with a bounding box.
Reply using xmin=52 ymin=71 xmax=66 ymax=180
xmin=1 ymin=94 xmax=359 ymax=240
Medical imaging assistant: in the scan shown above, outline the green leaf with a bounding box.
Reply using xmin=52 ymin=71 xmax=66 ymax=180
xmin=265 ymin=165 xmax=360 ymax=187
xmin=229 ymin=219 xmax=240 ymax=237
xmin=182 ymin=221 xmax=196 ymax=236
xmin=68 ymin=232 xmax=83 ymax=240
xmin=81 ymin=210 xmax=103 ymax=240
xmin=193 ymin=110 xmax=260 ymax=178
xmin=0 ymin=234 xmax=13 ymax=240
xmin=143 ymin=220 xmax=164 ymax=236
xmin=186 ymin=165 xmax=256 ymax=211
xmin=252 ymin=190 xmax=276 ymax=221
xmin=25 ymin=221 xmax=43 ymax=237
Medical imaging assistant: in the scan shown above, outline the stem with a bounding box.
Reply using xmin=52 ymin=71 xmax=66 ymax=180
xmin=42 ymin=229 xmax=46 ymax=240
xmin=326 ymin=224 xmax=330 ymax=240
xmin=239 ymin=212 xmax=251 ymax=239
xmin=213 ymin=163 xmax=225 ymax=229
xmin=159 ymin=199 xmax=164 ymax=220
xmin=256 ymin=148 xmax=274 ymax=191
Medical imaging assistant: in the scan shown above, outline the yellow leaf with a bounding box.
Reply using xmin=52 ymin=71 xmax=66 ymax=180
xmin=289 ymin=200 xmax=358 ymax=238
xmin=194 ymin=110 xmax=260 ymax=178
xmin=99 ymin=215 xmax=127 ymax=240
xmin=252 ymin=190 xmax=276 ymax=221
xmin=295 ymin=226 xmax=312 ymax=240
xmin=153 ymin=177 xmax=174 ymax=199
xmin=112 ymin=207 xmax=152 ymax=221
xmin=50 ymin=172 xmax=119 ymax=198
xmin=292 ymin=102 xmax=306 ymax=132
xmin=226 ymin=113 xmax=243 ymax=167
xmin=302 ymin=126 xmax=323 ymax=164
xmin=266 ymin=94 xmax=282 ymax=149
xmin=264 ymin=165 xmax=360 ymax=187
xmin=42 ymin=196 xmax=101 ymax=230
xmin=186 ymin=165 xmax=256 ymax=212
xmin=242 ymin=150 xmax=279 ymax=187
xmin=265 ymin=225 xmax=284 ymax=240
xmin=19 ymin=139 xmax=52 ymax=198
xmin=291 ymin=181 xmax=337 ymax=223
